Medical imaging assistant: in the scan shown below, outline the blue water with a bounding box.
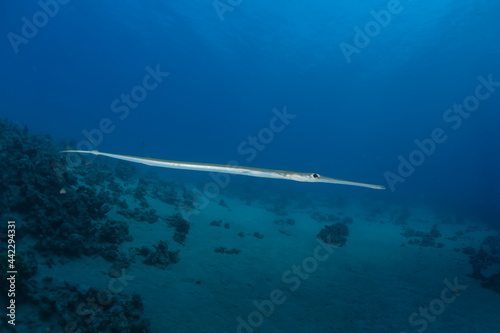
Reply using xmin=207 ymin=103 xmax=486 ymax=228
xmin=2 ymin=0 xmax=500 ymax=332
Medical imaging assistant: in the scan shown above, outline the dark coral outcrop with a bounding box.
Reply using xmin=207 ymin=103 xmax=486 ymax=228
xmin=165 ymin=213 xmax=190 ymax=245
xmin=26 ymin=278 xmax=150 ymax=332
xmin=135 ymin=240 xmax=180 ymax=269
xmin=464 ymin=234 xmax=500 ymax=293
xmin=401 ymin=224 xmax=443 ymax=248
xmin=317 ymin=222 xmax=349 ymax=247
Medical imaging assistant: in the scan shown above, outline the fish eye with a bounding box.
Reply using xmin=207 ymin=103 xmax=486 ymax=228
xmin=312 ymin=173 xmax=320 ymax=179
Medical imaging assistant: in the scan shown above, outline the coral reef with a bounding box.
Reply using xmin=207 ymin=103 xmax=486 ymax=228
xmin=214 ymin=247 xmax=241 ymax=254
xmin=401 ymin=224 xmax=443 ymax=248
xmin=26 ymin=277 xmax=150 ymax=332
xmin=210 ymin=219 xmax=223 ymax=227
xmin=253 ymin=232 xmax=264 ymax=239
xmin=133 ymin=180 xmax=147 ymax=200
xmin=481 ymin=272 xmax=500 ymax=294
xmin=115 ymin=160 xmax=136 ymax=182
xmin=0 ymin=119 xmax=159 ymax=329
xmin=1 ymin=250 xmax=37 ymax=296
xmin=317 ymin=222 xmax=349 ymax=247
xmin=135 ymin=240 xmax=180 ymax=269
xmin=482 ymin=235 xmax=500 ymax=255
xmin=118 ymin=207 xmax=159 ymax=224
xmin=0 ymin=122 xmax=73 ymax=219
xmin=34 ymin=214 xmax=134 ymax=259
xmin=461 ymin=246 xmax=476 ymax=255
xmin=209 ymin=219 xmax=231 ymax=229
xmin=465 ymin=235 xmax=500 ymax=293
xmin=179 ymin=189 xmax=197 ymax=211
xmin=165 ymin=213 xmax=190 ymax=244
xmin=0 ymin=120 xmax=144 ymax=261
xmin=98 ymin=219 xmax=133 ymax=244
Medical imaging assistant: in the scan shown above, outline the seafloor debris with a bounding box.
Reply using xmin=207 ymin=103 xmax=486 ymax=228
xmin=279 ymin=229 xmax=293 ymax=236
xmin=210 ymin=219 xmax=223 ymax=227
xmin=218 ymin=199 xmax=229 ymax=208
xmin=214 ymin=247 xmax=241 ymax=254
xmin=165 ymin=213 xmax=190 ymax=244
xmin=311 ymin=212 xmax=353 ymax=225
xmin=0 ymin=118 xmax=161 ymax=327
xmin=273 ymin=218 xmax=295 ymax=225
xmin=0 ymin=119 xmax=137 ymax=260
xmin=148 ymin=179 xmax=179 ymax=206
xmin=464 ymin=235 xmax=500 ymax=293
xmin=1 ymin=250 xmax=36 ymax=296
xmin=274 ymin=218 xmax=295 ymax=236
xmin=317 ymin=222 xmax=350 ymax=247
xmin=208 ymin=219 xmax=230 ymax=228
xmin=253 ymin=232 xmax=264 ymax=239
xmin=401 ymin=224 xmax=443 ymax=248
xmin=311 ymin=212 xmax=339 ymax=223
xmin=135 ymin=240 xmax=180 ymax=269
xmin=25 ymin=277 xmax=150 ymax=332
xmin=461 ymin=246 xmax=476 ymax=255
xmin=482 ymin=272 xmax=500 ymax=293
xmin=115 ymin=160 xmax=137 ymax=181
xmin=118 ymin=207 xmax=159 ymax=224
xmin=98 ymin=219 xmax=133 ymax=244
xmin=482 ymin=235 xmax=500 ymax=254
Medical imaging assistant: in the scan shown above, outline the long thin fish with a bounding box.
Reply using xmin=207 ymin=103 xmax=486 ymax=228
xmin=60 ymin=150 xmax=385 ymax=190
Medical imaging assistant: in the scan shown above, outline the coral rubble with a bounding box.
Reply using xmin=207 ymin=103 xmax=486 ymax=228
xmin=135 ymin=240 xmax=180 ymax=269
xmin=401 ymin=224 xmax=443 ymax=248
xmin=317 ymin=222 xmax=350 ymax=247
xmin=165 ymin=213 xmax=190 ymax=244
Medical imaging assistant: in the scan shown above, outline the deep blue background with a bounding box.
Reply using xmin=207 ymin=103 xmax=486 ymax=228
xmin=1 ymin=0 xmax=499 ymax=222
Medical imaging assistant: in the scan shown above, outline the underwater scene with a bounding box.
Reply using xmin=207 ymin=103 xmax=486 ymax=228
xmin=1 ymin=0 xmax=500 ymax=332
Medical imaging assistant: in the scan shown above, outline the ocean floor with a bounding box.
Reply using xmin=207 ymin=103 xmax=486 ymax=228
xmin=2 ymin=119 xmax=500 ymax=333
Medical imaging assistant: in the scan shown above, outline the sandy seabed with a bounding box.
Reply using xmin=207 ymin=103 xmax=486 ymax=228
xmin=15 ymin=189 xmax=499 ymax=333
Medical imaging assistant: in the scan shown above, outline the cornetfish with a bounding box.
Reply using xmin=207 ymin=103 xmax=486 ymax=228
xmin=60 ymin=150 xmax=385 ymax=190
